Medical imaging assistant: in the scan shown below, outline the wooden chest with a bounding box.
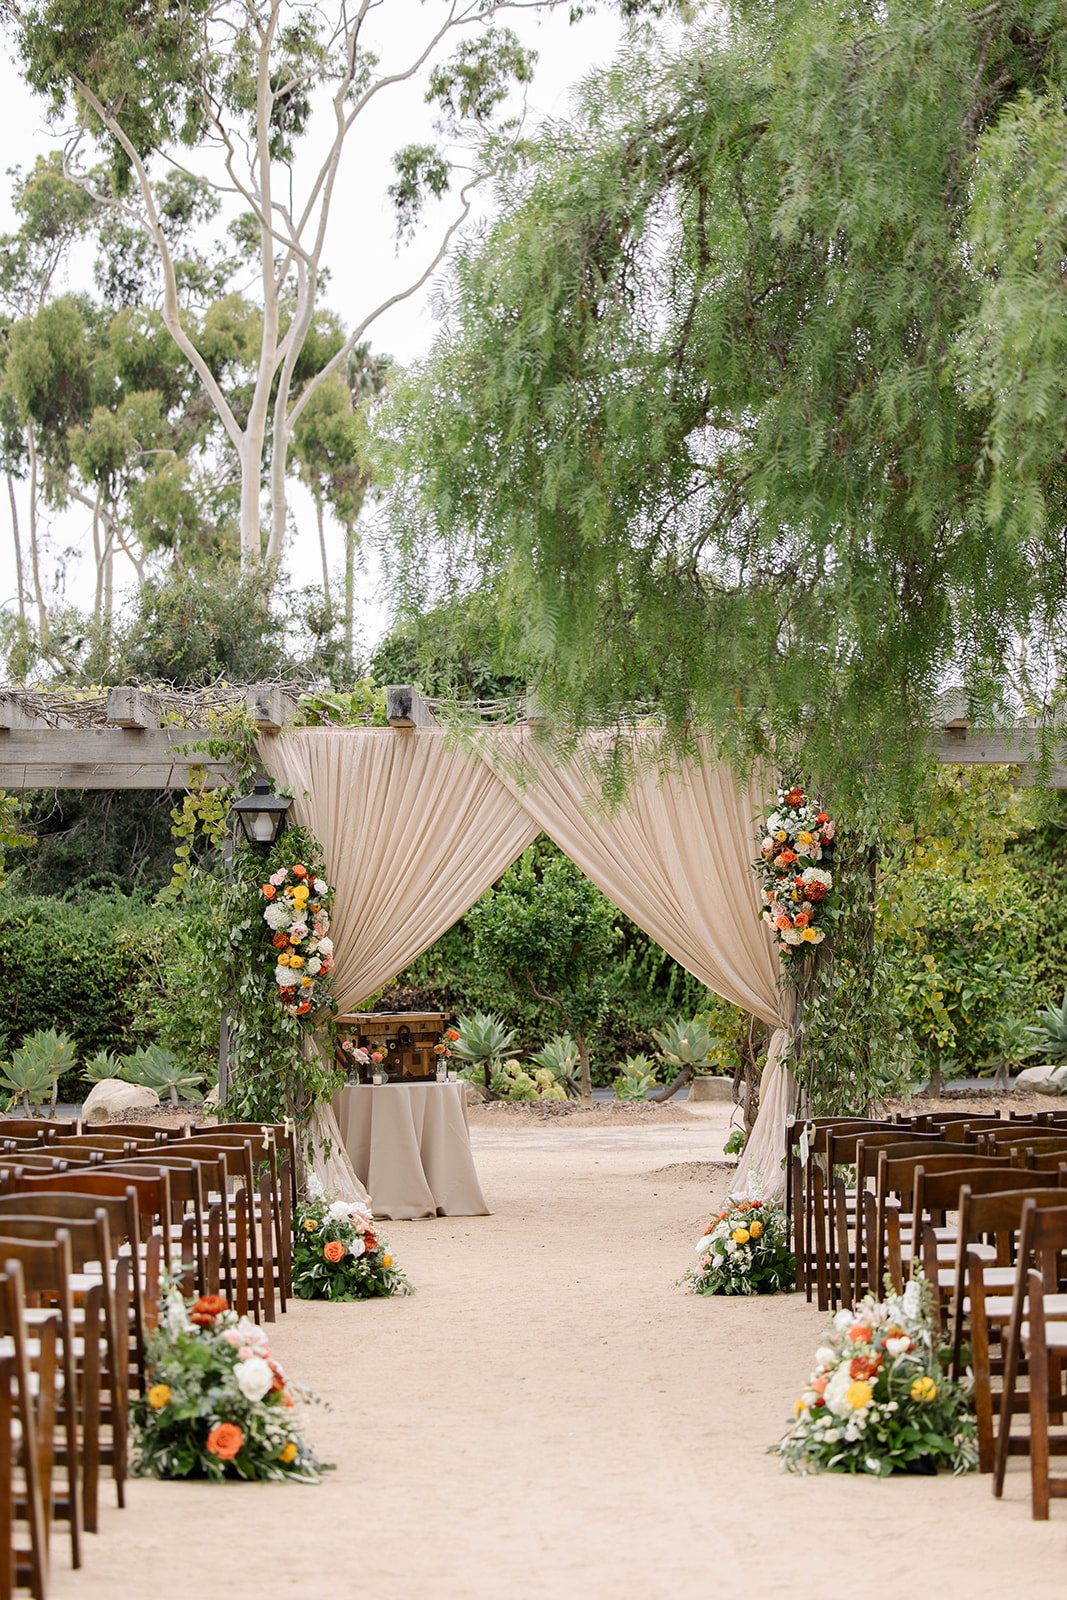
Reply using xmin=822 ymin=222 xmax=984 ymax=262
xmin=335 ymin=1012 xmax=447 ymax=1083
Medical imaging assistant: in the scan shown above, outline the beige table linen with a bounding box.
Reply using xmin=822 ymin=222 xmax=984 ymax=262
xmin=332 ymin=1083 xmax=490 ymax=1221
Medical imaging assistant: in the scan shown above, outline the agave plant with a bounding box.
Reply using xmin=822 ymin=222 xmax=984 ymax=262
xmin=613 ymin=1053 xmax=658 ymax=1101
xmin=450 ymin=1012 xmax=519 ymax=1093
xmin=1034 ymin=993 xmax=1067 ymax=1061
xmin=651 ymin=1017 xmax=717 ymax=1071
xmin=120 ymin=1045 xmax=206 ymax=1107
xmin=83 ymin=1049 xmax=126 ymax=1086
xmin=529 ymin=1032 xmax=581 ymax=1098
xmin=0 ymin=1028 xmax=77 ymax=1114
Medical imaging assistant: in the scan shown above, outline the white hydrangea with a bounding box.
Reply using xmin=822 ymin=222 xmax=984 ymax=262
xmin=264 ymin=903 xmax=290 ymax=930
xmin=307 ymin=956 xmax=322 ymax=975
xmin=802 ymin=866 xmax=833 ymax=890
xmin=275 ymin=966 xmax=300 ymax=987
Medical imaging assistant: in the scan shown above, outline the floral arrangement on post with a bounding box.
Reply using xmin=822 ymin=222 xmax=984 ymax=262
xmin=755 ymin=783 xmax=837 ymax=958
xmin=131 ymin=1285 xmax=328 ymax=1482
xmin=686 ymin=1197 xmax=795 ymax=1295
xmin=262 ymin=862 xmax=334 ymax=1017
xmin=293 ymin=1178 xmax=411 ymax=1301
xmin=777 ymin=1276 xmax=977 ymax=1476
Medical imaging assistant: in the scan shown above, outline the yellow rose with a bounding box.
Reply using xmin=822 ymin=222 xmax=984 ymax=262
xmin=775 ymin=830 xmax=788 ymax=842
xmin=732 ymin=1227 xmax=750 ymax=1244
xmin=802 ymin=927 xmax=818 ymax=942
xmin=278 ymin=1442 xmax=298 ymax=1465
xmin=277 ymin=952 xmax=291 ymax=967
xmin=910 ymin=1376 xmax=938 ymax=1405
xmin=846 ymin=1380 xmax=872 ymax=1411
xmin=147 ymin=1383 xmax=171 ymax=1410
xmin=289 ymin=955 xmax=305 ymax=968
xmin=798 ymin=831 xmax=813 ymax=845
xmin=303 ymin=1217 xmax=318 ymax=1232
xmin=749 ymin=1220 xmax=763 ymax=1238
xmin=381 ymin=1254 xmax=393 ymax=1269
xmin=300 ymin=976 xmax=313 ymax=987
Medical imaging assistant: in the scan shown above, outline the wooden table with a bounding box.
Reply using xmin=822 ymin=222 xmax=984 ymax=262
xmin=331 ymin=1082 xmax=490 ymax=1221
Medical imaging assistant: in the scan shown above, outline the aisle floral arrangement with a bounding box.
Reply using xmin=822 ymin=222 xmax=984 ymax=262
xmin=293 ymin=1180 xmax=411 ymax=1301
xmin=686 ymin=1197 xmax=795 ymax=1295
xmin=262 ymin=861 xmax=334 ymax=1017
xmin=132 ymin=1286 xmax=328 ymax=1482
xmin=754 ymin=783 xmax=837 ymax=958
xmin=777 ymin=1277 xmax=978 ymax=1476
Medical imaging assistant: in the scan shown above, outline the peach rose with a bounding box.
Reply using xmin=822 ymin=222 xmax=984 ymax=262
xmin=323 ymin=1240 xmax=345 ymax=1264
xmin=206 ymin=1422 xmax=244 ymax=1460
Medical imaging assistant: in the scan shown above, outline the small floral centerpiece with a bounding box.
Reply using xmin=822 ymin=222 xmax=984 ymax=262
xmin=754 ymin=783 xmax=836 ymax=958
xmin=686 ymin=1197 xmax=795 ymax=1295
xmin=132 ymin=1286 xmax=327 ymax=1482
xmin=340 ymin=1039 xmax=386 ymax=1081
xmin=262 ymin=862 xmax=334 ymax=1018
xmin=777 ymin=1276 xmax=978 ymax=1476
xmin=293 ymin=1180 xmax=411 ymax=1301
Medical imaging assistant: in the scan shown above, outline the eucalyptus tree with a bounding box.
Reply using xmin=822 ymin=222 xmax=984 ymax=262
xmin=0 ymin=0 xmax=650 ymax=569
xmin=378 ymin=0 xmax=1067 ymax=800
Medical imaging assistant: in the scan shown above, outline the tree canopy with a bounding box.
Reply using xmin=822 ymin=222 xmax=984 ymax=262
xmin=379 ymin=0 xmax=1067 ymax=801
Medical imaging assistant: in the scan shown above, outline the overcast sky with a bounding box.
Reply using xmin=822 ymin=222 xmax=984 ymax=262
xmin=0 ymin=2 xmax=628 ymax=658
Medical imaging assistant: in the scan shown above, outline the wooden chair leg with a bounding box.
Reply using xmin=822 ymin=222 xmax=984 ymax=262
xmin=1027 ymin=1271 xmax=1052 ymax=1520
xmin=79 ymin=1289 xmax=101 ymax=1536
xmin=0 ymin=1355 xmax=13 ymax=1600
xmin=967 ymin=1255 xmax=995 ymax=1474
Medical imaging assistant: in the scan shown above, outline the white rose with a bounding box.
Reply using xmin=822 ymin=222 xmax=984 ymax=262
xmin=307 ymin=956 xmax=322 ymax=975
xmin=695 ymin=1234 xmax=715 ymax=1253
xmin=783 ymin=930 xmax=803 ymax=946
xmin=833 ymin=1310 xmax=855 ymax=1331
xmin=314 ymin=878 xmax=327 ymax=896
xmin=234 ymin=1355 xmax=273 ymax=1402
xmin=327 ymin=1200 xmax=353 ymax=1222
xmin=814 ymin=1346 xmax=836 ymax=1369
xmin=316 ymin=936 xmax=333 ymax=956
xmin=884 ymin=1336 xmax=911 ymax=1357
xmin=348 ymin=1237 xmax=366 ymax=1259
xmin=275 ymin=966 xmax=300 ymax=987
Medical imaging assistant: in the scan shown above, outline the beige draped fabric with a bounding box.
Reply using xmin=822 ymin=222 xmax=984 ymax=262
xmin=484 ymin=732 xmax=796 ymax=1198
xmin=262 ymin=728 xmax=540 ymax=1010
xmin=260 ymin=727 xmax=797 ymax=1202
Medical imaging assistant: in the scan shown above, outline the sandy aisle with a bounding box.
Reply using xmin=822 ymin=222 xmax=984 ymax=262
xmin=51 ymin=1117 xmax=1065 ymax=1600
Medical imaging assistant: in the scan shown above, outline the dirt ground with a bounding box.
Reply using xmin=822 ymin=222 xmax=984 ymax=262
xmin=51 ymin=1102 xmax=1066 ymax=1600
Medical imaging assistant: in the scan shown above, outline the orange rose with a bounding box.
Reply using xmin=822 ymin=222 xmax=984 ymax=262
xmin=847 ymin=1324 xmax=872 ymax=1344
xmin=262 ymin=884 xmax=277 ymax=900
xmin=296 ymin=1001 xmax=311 ymax=1015
xmin=794 ymin=912 xmax=810 ymax=929
xmin=775 ymin=915 xmax=793 ymax=932
xmin=323 ymin=1240 xmax=345 ymax=1263
xmin=779 ymin=848 xmax=798 ymax=866
xmin=292 ymin=864 xmax=308 ymax=879
xmin=816 ymin=811 xmax=829 ymax=824
xmin=189 ymin=1293 xmax=228 ymax=1326
xmin=206 ymin=1423 xmax=244 ymax=1460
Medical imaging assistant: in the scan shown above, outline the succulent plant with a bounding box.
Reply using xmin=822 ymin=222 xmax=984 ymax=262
xmin=529 ymin=1032 xmax=581 ymax=1098
xmin=613 ymin=1053 xmax=658 ymax=1101
xmin=120 ymin=1045 xmax=206 ymax=1107
xmin=0 ymin=1028 xmax=77 ymax=1114
xmin=450 ymin=1012 xmax=519 ymax=1092
xmin=83 ymin=1049 xmax=126 ymax=1085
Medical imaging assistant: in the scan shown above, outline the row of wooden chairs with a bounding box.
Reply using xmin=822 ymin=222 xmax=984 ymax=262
xmin=788 ymin=1109 xmax=1067 ymax=1526
xmin=0 ymin=1115 xmax=299 ymax=1597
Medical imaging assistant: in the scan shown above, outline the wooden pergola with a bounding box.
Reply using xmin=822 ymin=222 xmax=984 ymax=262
xmin=0 ymin=682 xmax=1061 ymax=790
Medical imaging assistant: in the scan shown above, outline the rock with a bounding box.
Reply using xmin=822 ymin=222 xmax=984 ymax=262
xmin=202 ymin=1084 xmax=220 ymax=1110
xmin=1015 ymin=1064 xmax=1067 ymax=1095
xmin=82 ymin=1079 xmax=161 ymax=1125
xmin=689 ymin=1076 xmax=735 ymax=1103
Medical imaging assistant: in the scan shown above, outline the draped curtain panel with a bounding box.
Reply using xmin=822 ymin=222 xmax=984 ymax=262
xmin=484 ymin=733 xmax=795 ymax=1199
xmin=262 ymin=727 xmax=795 ymax=1202
xmin=262 ymin=729 xmax=540 ymax=1011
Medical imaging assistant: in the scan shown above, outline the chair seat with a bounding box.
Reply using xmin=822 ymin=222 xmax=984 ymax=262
xmin=938 ymin=1264 xmax=1017 ymax=1289
xmin=1023 ymin=1322 xmax=1067 ymax=1351
xmin=962 ymin=1293 xmax=1067 ymax=1320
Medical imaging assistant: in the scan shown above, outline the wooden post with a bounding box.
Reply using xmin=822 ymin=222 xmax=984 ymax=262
xmin=385 ymin=686 xmax=436 ymax=729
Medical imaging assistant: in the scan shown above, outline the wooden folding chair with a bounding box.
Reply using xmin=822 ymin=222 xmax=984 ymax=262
xmin=994 ymin=1202 xmax=1067 ymax=1512
xmin=870 ymin=1150 xmax=1010 ymax=1295
xmin=0 ymin=1265 xmax=52 ymax=1600
xmin=0 ymin=1236 xmax=81 ymax=1572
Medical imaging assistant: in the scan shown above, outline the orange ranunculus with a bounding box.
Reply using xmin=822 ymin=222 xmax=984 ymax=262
xmin=323 ymin=1240 xmax=345 ymax=1263
xmin=811 ymin=1375 xmax=828 ymax=1395
xmin=850 ymin=1353 xmax=882 ymax=1381
xmin=364 ymin=1234 xmax=377 ymax=1252
xmin=292 ymin=864 xmax=308 ymax=879
xmin=775 ymin=914 xmax=793 ymax=932
xmin=206 ymin=1422 xmax=244 ymax=1460
xmin=446 ymin=1028 xmax=460 ymax=1041
xmin=296 ymin=1001 xmax=311 ymax=1015
xmin=785 ymin=787 xmax=805 ymax=806
xmin=272 ymin=932 xmax=289 ymax=949
xmin=816 ymin=811 xmax=829 ymax=824
xmin=189 ymin=1293 xmax=228 ymax=1326
xmin=847 ymin=1324 xmax=872 ymax=1344
xmin=262 ymin=884 xmax=277 ymax=900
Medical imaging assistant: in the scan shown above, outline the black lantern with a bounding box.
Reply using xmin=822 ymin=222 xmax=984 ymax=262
xmin=230 ymin=778 xmax=291 ymax=849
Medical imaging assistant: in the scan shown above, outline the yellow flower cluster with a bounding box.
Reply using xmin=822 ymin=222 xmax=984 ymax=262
xmin=147 ymin=1383 xmax=171 ymax=1410
xmin=910 ymin=1375 xmax=938 ymax=1404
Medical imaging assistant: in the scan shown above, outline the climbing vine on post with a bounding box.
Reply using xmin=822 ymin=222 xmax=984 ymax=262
xmin=160 ymin=706 xmax=260 ymax=902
